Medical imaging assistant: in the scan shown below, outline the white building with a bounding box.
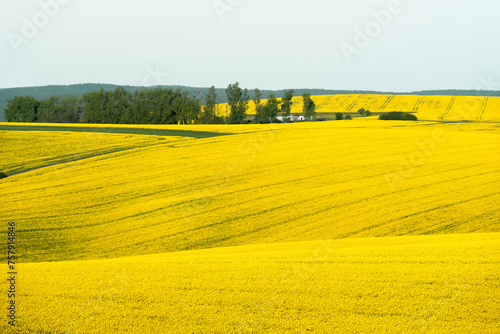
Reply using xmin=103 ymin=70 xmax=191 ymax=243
xmin=276 ymin=115 xmax=309 ymax=122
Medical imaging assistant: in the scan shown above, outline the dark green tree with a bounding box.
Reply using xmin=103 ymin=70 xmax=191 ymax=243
xmin=253 ymin=88 xmax=262 ymax=123
xmin=6 ymin=87 xmax=204 ymax=125
xmin=60 ymin=96 xmax=83 ymax=123
xmin=38 ymin=96 xmax=60 ymax=123
xmin=158 ymin=88 xmax=179 ymax=124
xmin=302 ymin=92 xmax=316 ymax=120
xmin=335 ymin=112 xmax=344 ymax=120
xmin=280 ymin=89 xmax=294 ymax=118
xmin=226 ymin=82 xmax=249 ymax=124
xmin=82 ymin=88 xmax=107 ymax=123
xmin=175 ymin=91 xmax=201 ymax=125
xmin=38 ymin=96 xmax=83 ymax=123
xmin=105 ymin=87 xmax=131 ymax=124
xmin=260 ymin=94 xmax=280 ymax=123
xmin=201 ymin=86 xmax=217 ymax=124
xmin=144 ymin=88 xmax=164 ymax=124
xmin=4 ymin=96 xmax=39 ymax=122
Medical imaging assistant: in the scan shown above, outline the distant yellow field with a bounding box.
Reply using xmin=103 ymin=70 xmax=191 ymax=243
xmin=216 ymin=94 xmax=500 ymax=121
xmin=2 ymin=233 xmax=498 ymax=333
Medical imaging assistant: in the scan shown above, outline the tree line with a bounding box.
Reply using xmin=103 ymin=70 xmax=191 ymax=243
xmin=4 ymin=83 xmax=317 ymax=125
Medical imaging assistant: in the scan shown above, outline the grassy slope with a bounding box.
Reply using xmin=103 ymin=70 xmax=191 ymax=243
xmin=1 ymin=121 xmax=499 ymax=263
xmin=2 ymin=233 xmax=499 ymax=333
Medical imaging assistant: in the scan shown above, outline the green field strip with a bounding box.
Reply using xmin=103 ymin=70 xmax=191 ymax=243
xmin=0 ymin=124 xmax=233 ymax=138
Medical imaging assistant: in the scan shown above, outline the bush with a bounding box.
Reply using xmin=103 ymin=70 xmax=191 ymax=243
xmin=379 ymin=112 xmax=418 ymax=121
xmin=402 ymin=113 xmax=418 ymax=121
xmin=345 ymin=114 xmax=352 ymax=120
xmin=0 ymin=172 xmax=7 ymax=179
xmin=335 ymin=112 xmax=344 ymax=120
xmin=358 ymin=108 xmax=371 ymax=116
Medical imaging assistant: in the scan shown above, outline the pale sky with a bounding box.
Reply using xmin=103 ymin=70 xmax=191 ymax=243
xmin=1 ymin=0 xmax=499 ymax=92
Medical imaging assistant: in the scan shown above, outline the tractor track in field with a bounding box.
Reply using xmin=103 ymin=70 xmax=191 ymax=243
xmin=413 ymin=97 xmax=423 ymax=111
xmin=57 ymin=164 xmax=500 ymax=246
xmin=341 ymin=189 xmax=500 ymax=238
xmin=477 ymin=97 xmax=489 ymax=120
xmin=346 ymin=95 xmax=364 ymax=111
xmin=380 ymin=96 xmax=395 ymax=110
xmin=6 ymin=142 xmax=173 ymax=178
xmin=439 ymin=97 xmax=456 ymax=120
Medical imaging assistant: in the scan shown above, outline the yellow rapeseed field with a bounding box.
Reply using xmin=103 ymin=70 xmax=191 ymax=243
xmin=1 ymin=120 xmax=499 ymax=262
xmin=217 ymin=94 xmax=500 ymax=121
xmin=0 ymin=118 xmax=498 ymax=333
xmin=0 ymin=128 xmax=177 ymax=175
xmin=1 ymin=233 xmax=499 ymax=333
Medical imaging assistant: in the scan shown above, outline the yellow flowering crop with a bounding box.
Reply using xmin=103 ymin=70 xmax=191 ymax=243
xmin=1 ymin=233 xmax=498 ymax=333
xmin=217 ymin=94 xmax=500 ymax=121
xmin=1 ymin=120 xmax=498 ymax=263
xmin=0 ymin=125 xmax=190 ymax=175
xmin=0 ymin=119 xmax=498 ymax=333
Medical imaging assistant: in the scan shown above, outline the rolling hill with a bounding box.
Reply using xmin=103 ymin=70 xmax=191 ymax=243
xmin=1 ymin=120 xmax=499 ymax=262
xmin=0 ymin=119 xmax=498 ymax=333
xmin=217 ymin=94 xmax=500 ymax=122
xmin=3 ymin=233 xmax=498 ymax=333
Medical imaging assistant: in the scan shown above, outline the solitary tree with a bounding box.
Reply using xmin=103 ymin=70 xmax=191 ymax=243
xmin=335 ymin=112 xmax=344 ymax=120
xmin=302 ymin=92 xmax=316 ymax=120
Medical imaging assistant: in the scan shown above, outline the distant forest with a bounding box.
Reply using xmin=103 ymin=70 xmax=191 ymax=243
xmin=4 ymin=87 xmax=217 ymax=125
xmin=2 ymin=83 xmax=500 ymax=123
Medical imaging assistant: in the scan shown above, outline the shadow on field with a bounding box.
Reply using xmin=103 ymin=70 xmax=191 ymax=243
xmin=0 ymin=125 xmax=233 ymax=139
